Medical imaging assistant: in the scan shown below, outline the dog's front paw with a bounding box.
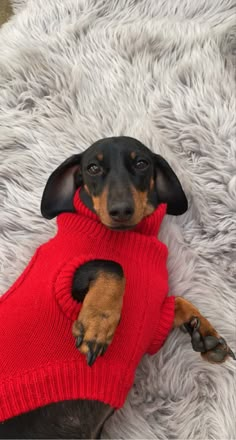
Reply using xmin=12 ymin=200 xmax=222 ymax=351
xmin=72 ymin=305 xmax=121 ymax=366
xmin=72 ymin=275 xmax=124 ymax=366
xmin=182 ymin=317 xmax=236 ymax=363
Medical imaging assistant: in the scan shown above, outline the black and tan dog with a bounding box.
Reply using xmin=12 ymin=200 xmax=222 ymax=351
xmin=0 ymin=136 xmax=234 ymax=439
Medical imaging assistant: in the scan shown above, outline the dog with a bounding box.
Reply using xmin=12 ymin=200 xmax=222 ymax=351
xmin=0 ymin=136 xmax=235 ymax=439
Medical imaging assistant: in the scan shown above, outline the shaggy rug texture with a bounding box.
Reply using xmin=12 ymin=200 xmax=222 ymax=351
xmin=0 ymin=0 xmax=236 ymax=438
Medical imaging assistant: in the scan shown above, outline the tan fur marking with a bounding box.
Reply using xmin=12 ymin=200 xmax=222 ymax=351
xmin=130 ymin=185 xmax=155 ymax=223
xmin=150 ymin=177 xmax=154 ymax=191
xmin=173 ymin=297 xmax=217 ymax=336
xmin=97 ymin=153 xmax=103 ymax=161
xmin=130 ymin=152 xmax=136 ymax=159
xmin=91 ymin=186 xmax=112 ymax=226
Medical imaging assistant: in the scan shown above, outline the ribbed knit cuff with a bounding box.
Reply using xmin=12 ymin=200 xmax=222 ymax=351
xmin=147 ymin=296 xmax=175 ymax=355
xmin=54 ymin=255 xmax=94 ymax=321
xmin=0 ymin=360 xmax=129 ymax=421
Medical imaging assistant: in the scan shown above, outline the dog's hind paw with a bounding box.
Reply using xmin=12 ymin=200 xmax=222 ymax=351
xmin=182 ymin=317 xmax=236 ymax=363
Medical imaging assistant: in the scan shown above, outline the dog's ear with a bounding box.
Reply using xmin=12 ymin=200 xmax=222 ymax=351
xmin=154 ymin=154 xmax=188 ymax=215
xmin=41 ymin=154 xmax=83 ymax=219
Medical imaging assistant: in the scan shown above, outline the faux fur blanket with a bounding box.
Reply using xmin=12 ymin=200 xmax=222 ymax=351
xmin=0 ymin=0 xmax=235 ymax=438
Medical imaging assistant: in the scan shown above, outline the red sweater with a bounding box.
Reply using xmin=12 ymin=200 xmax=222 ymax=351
xmin=0 ymin=190 xmax=175 ymax=421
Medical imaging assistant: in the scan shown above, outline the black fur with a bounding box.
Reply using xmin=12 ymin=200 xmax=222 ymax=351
xmin=72 ymin=260 xmax=124 ymax=303
xmin=0 ymin=400 xmax=113 ymax=439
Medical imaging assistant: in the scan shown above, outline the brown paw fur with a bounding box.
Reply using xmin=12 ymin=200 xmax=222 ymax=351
xmin=72 ymin=272 xmax=125 ymax=366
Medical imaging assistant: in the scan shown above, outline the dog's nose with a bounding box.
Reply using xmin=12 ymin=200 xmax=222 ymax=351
xmin=109 ymin=202 xmax=134 ymax=222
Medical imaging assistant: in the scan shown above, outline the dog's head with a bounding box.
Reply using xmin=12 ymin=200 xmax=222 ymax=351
xmin=41 ymin=136 xmax=188 ymax=230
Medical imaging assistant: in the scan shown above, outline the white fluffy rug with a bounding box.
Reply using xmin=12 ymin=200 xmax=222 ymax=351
xmin=0 ymin=0 xmax=236 ymax=438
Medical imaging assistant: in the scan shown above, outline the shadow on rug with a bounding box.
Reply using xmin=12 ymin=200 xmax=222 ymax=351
xmin=0 ymin=0 xmax=13 ymax=26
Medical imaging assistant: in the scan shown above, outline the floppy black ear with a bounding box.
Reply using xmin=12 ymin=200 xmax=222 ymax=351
xmin=41 ymin=154 xmax=83 ymax=219
xmin=154 ymin=154 xmax=188 ymax=215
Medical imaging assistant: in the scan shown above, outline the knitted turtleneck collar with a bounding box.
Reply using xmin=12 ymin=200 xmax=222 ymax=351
xmin=67 ymin=188 xmax=167 ymax=238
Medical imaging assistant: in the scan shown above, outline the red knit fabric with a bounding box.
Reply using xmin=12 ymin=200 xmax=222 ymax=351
xmin=0 ymin=189 xmax=175 ymax=421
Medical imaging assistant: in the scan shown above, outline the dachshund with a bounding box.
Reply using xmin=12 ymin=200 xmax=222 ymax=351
xmin=0 ymin=136 xmax=234 ymax=439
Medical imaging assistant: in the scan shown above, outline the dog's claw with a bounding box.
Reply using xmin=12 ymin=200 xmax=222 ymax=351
xmin=76 ymin=335 xmax=83 ymax=349
xmin=101 ymin=344 xmax=108 ymax=356
xmin=228 ymin=349 xmax=236 ymax=360
xmin=87 ymin=349 xmax=95 ymax=367
xmin=184 ymin=317 xmax=206 ymax=352
xmin=182 ymin=316 xmax=200 ymax=336
xmin=86 ymin=342 xmax=105 ymax=367
xmin=218 ymin=338 xmax=236 ymax=360
xmin=86 ymin=341 xmax=95 ymax=367
xmin=74 ymin=322 xmax=85 ymax=350
xmin=218 ymin=337 xmax=226 ymax=345
xmin=87 ymin=343 xmax=108 ymax=366
xmin=74 ymin=322 xmax=110 ymax=365
xmin=94 ymin=344 xmax=102 ymax=358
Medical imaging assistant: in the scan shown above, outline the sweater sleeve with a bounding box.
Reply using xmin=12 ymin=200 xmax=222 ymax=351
xmin=147 ymin=296 xmax=175 ymax=355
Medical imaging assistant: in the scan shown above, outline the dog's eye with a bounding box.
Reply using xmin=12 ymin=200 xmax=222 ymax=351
xmin=134 ymin=159 xmax=149 ymax=170
xmin=87 ymin=164 xmax=103 ymax=176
